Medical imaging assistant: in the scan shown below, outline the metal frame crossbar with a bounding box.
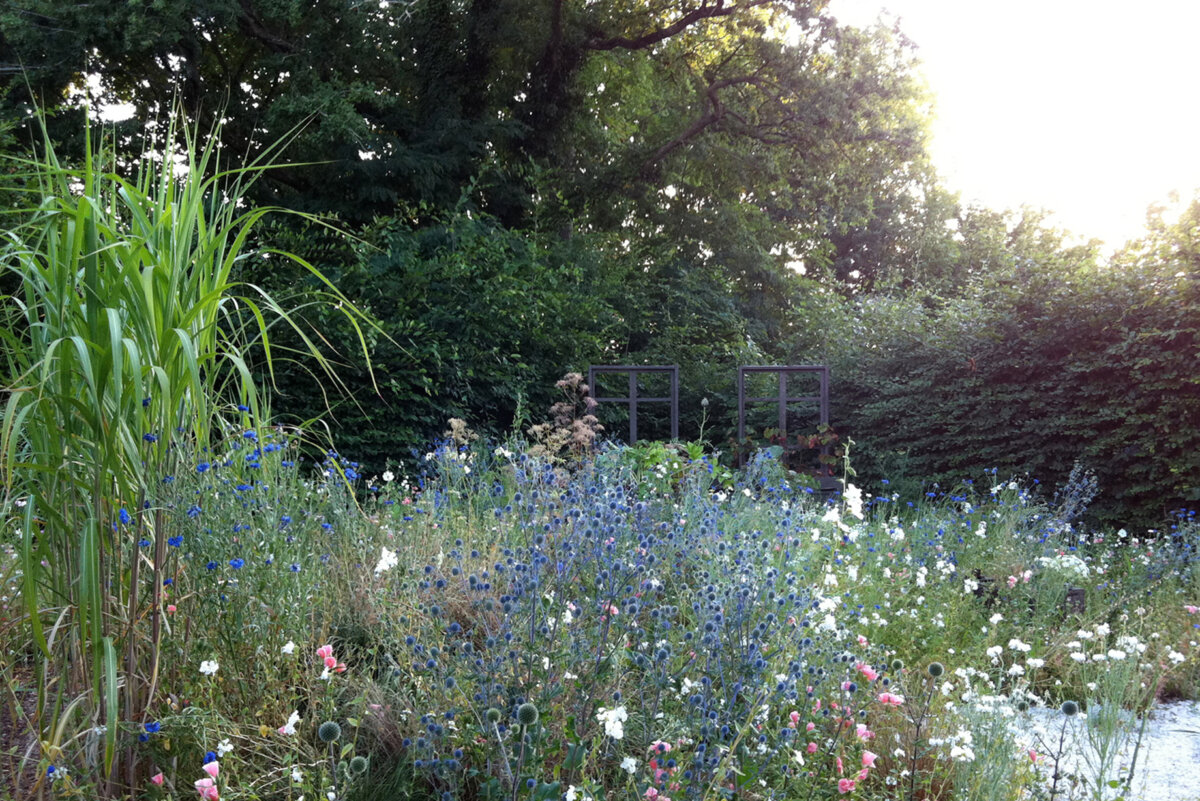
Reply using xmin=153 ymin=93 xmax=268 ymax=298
xmin=737 ymin=365 xmax=830 ymax=444
xmin=587 ymin=365 xmax=680 ymax=443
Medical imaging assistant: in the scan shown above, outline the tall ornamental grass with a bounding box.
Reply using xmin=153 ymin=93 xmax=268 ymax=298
xmin=0 ymin=114 xmax=371 ymax=793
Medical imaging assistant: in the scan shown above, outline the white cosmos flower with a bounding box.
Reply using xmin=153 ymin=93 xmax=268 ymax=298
xmin=199 ymin=660 xmax=219 ymax=676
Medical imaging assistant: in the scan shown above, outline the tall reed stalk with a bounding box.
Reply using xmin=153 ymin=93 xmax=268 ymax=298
xmin=0 ymin=111 xmax=372 ymax=796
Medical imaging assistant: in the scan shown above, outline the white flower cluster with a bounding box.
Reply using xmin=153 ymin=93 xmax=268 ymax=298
xmin=596 ymin=706 xmax=628 ymax=740
xmin=1036 ymin=553 xmax=1090 ymax=579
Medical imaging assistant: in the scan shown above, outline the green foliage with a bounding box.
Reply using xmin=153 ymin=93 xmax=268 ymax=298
xmin=823 ymin=210 xmax=1199 ymax=528
xmin=0 ymin=110 xmax=371 ymax=789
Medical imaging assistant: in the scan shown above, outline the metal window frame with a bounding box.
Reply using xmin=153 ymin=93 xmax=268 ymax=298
xmin=587 ymin=365 xmax=680 ymax=443
xmin=737 ymin=365 xmax=830 ymax=444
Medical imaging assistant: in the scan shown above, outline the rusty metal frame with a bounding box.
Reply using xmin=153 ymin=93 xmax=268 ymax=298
xmin=587 ymin=365 xmax=679 ymax=443
xmin=737 ymin=365 xmax=830 ymax=444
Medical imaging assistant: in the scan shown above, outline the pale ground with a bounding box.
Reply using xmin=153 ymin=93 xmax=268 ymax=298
xmin=1020 ymin=701 xmax=1200 ymax=801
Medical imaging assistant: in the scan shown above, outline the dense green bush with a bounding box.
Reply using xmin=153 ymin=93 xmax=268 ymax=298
xmin=826 ymin=257 xmax=1200 ymax=528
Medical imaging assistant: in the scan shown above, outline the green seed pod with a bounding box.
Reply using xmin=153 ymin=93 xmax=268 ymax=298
xmin=927 ymin=662 xmax=945 ymax=678
xmin=516 ymin=703 xmax=539 ymax=726
xmin=318 ymin=721 xmax=342 ymax=743
xmin=350 ymin=755 xmax=369 ymax=775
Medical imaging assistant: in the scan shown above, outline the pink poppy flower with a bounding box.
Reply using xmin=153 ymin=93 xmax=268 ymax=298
xmin=789 ymin=711 xmax=800 ymax=728
xmin=862 ymin=750 xmax=878 ymax=768
xmin=150 ymin=772 xmax=164 ymax=786
xmin=878 ymin=692 xmax=904 ymax=706
xmin=837 ymin=778 xmax=856 ymax=793
xmin=203 ymin=761 xmax=219 ymax=779
xmin=807 ymin=742 xmax=818 ymax=754
xmin=1185 ymin=605 xmax=1199 ymax=614
xmin=857 ymin=663 xmax=878 ymax=682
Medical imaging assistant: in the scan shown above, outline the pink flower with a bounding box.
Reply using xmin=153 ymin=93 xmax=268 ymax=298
xmin=150 ymin=772 xmax=164 ymax=786
xmin=878 ymin=692 xmax=904 ymax=706
xmin=167 ymin=604 xmax=177 ymax=614
xmin=857 ymin=663 xmax=878 ymax=682
xmin=862 ymin=750 xmax=878 ymax=768
xmin=856 ymin=724 xmax=874 ymax=741
xmin=203 ymin=761 xmax=219 ymax=779
xmin=316 ymin=644 xmax=334 ymax=659
xmin=1007 ymin=576 xmax=1019 ymax=589
xmin=649 ymin=740 xmax=672 ymax=754
xmin=806 ymin=721 xmax=815 ymax=732
xmin=807 ymin=742 xmax=818 ymax=754
xmin=195 ymin=777 xmax=219 ymax=800
xmin=789 ymin=711 xmax=800 ymax=728
xmin=324 ymin=655 xmax=338 ymax=669
xmin=857 ymin=634 xmax=869 ymax=647
xmin=857 ymin=767 xmax=869 ymax=781
xmin=1185 ymin=605 xmax=1199 ymax=615
xmin=836 ymin=756 xmax=844 ymax=775
xmin=838 ymin=778 xmax=856 ymax=793
xmin=644 ymin=788 xmax=659 ymax=800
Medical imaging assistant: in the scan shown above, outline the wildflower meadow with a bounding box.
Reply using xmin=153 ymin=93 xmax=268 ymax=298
xmin=1 ymin=112 xmax=1198 ymax=801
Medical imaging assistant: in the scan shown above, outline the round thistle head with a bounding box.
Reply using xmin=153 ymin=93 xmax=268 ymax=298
xmin=318 ymin=721 xmax=342 ymax=743
xmin=486 ymin=707 xmax=502 ymax=724
xmin=1016 ymin=700 xmax=1030 ymax=713
xmin=516 ymin=702 xmax=539 ymax=726
xmin=1061 ymin=700 xmax=1079 ymax=717
xmin=350 ymin=755 xmax=369 ymax=775
xmin=891 ymin=659 xmax=904 ymax=671
xmin=927 ymin=662 xmax=945 ymax=678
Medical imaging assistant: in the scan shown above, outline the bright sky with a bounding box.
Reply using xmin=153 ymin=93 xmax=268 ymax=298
xmin=827 ymin=0 xmax=1200 ymax=250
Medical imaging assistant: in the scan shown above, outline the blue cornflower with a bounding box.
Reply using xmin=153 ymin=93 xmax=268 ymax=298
xmin=187 ymin=505 xmax=202 ymax=518
xmin=290 ymin=563 xmax=301 ymax=572
xmin=243 ymin=430 xmax=257 ymax=441
xmin=235 ymin=484 xmax=251 ymax=492
xmin=237 ymin=404 xmax=249 ymax=412
xmin=138 ymin=539 xmax=151 ymax=548
xmin=144 ymin=721 xmax=160 ymax=734
xmin=118 ymin=508 xmax=132 ymax=526
xmin=206 ymin=561 xmax=218 ymax=570
xmin=142 ymin=397 xmax=151 ymax=408
xmin=168 ymin=536 xmax=183 ymax=548
xmin=229 ymin=558 xmax=244 ymax=570
xmin=143 ymin=433 xmax=158 ymax=443
xmin=280 ymin=515 xmax=291 ymax=527
xmin=204 ymin=750 xmax=217 ymax=763
xmin=197 ymin=462 xmax=210 ymax=473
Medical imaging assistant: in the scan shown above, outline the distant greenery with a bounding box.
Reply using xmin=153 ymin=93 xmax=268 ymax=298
xmin=2 ymin=4 xmax=1198 ymax=515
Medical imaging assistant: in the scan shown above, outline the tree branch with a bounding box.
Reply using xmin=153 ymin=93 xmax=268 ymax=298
xmin=641 ymin=75 xmax=760 ymax=170
xmin=585 ymin=0 xmax=773 ymax=52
